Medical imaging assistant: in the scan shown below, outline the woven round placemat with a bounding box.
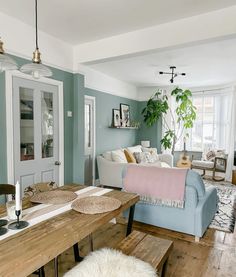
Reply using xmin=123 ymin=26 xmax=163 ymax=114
xmin=71 ymin=196 xmax=121 ymax=214
xmin=30 ymin=190 xmax=77 ymax=205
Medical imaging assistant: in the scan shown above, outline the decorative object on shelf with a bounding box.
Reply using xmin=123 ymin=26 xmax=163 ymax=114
xmin=120 ymin=103 xmax=130 ymax=127
xmin=159 ymin=66 xmax=186 ymax=83
xmin=8 ymin=181 xmax=29 ymax=230
xmin=142 ymin=87 xmax=196 ymax=154
xmin=20 ymin=0 xmax=52 ymax=79
xmin=72 ymin=196 xmax=121 ymax=214
xmin=130 ymin=120 xmax=140 ymax=129
xmin=0 ymin=38 xmax=18 ymax=72
xmin=141 ymin=141 xmax=150 ymax=148
xmin=112 ymin=109 xmax=121 ymax=127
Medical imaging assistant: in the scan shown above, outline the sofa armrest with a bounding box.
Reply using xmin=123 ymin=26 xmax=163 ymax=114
xmin=158 ymin=153 xmax=173 ymax=167
xmin=97 ymin=156 xmax=127 ymax=188
xmin=194 ymin=186 xmax=218 ymax=237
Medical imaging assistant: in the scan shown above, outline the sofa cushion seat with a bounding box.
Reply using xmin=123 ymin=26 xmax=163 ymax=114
xmin=192 ymin=160 xmax=214 ymax=169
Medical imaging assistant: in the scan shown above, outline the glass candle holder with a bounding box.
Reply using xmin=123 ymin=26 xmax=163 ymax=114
xmin=6 ymin=200 xmax=22 ymax=221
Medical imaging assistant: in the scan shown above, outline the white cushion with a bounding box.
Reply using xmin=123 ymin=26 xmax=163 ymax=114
xmin=192 ymin=160 xmax=214 ymax=169
xmin=103 ymin=151 xmax=112 ymax=161
xmin=127 ymin=145 xmax=142 ymax=154
xmin=161 ymin=162 xmax=171 ymax=168
xmin=63 ymin=248 xmax=156 ymax=277
xmin=111 ymin=149 xmax=127 ymax=163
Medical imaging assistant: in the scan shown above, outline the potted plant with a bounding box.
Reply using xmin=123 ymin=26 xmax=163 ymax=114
xmin=142 ymin=87 xmax=196 ymax=154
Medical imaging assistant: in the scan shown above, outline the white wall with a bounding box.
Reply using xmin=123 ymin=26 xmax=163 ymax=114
xmin=0 ymin=12 xmax=74 ymax=72
xmin=78 ymin=64 xmax=138 ymax=100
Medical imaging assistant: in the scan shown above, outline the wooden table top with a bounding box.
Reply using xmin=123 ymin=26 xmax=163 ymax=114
xmin=0 ymin=184 xmax=139 ymax=277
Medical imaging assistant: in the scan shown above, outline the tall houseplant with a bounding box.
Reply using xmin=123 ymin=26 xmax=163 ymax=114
xmin=142 ymin=87 xmax=196 ymax=154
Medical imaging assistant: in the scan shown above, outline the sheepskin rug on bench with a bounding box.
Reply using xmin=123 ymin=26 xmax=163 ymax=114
xmin=63 ymin=248 xmax=157 ymax=277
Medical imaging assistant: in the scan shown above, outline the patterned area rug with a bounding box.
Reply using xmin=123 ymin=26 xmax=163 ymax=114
xmin=204 ymin=180 xmax=236 ymax=233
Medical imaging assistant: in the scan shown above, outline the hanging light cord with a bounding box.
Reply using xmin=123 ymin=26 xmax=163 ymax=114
xmin=35 ymin=0 xmax=39 ymax=49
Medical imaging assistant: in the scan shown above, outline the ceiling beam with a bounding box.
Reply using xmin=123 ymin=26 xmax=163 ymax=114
xmin=74 ymin=5 xmax=236 ymax=66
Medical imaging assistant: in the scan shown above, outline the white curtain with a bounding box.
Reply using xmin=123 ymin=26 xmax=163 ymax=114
xmin=225 ymin=86 xmax=236 ymax=181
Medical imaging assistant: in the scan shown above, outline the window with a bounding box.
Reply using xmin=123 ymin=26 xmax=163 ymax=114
xmin=175 ymin=89 xmax=230 ymax=152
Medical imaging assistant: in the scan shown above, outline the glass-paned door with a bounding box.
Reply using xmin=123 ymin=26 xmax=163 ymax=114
xmin=13 ymin=77 xmax=60 ymax=193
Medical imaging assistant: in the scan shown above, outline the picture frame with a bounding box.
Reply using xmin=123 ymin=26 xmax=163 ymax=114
xmin=112 ymin=109 xmax=121 ymax=127
xmin=120 ymin=103 xmax=130 ymax=127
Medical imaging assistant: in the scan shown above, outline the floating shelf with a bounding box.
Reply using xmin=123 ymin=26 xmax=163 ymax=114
xmin=109 ymin=126 xmax=139 ymax=130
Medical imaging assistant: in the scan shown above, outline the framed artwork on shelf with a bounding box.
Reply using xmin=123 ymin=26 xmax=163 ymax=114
xmin=113 ymin=109 xmax=121 ymax=127
xmin=120 ymin=103 xmax=130 ymax=127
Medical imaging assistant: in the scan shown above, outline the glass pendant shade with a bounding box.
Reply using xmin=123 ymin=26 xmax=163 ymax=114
xmin=0 ymin=40 xmax=18 ymax=72
xmin=20 ymin=61 xmax=52 ymax=79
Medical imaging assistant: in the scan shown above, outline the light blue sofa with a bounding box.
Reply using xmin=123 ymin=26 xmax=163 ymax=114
xmin=124 ymin=169 xmax=218 ymax=240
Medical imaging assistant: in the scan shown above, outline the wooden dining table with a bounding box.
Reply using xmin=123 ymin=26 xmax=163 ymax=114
xmin=0 ymin=184 xmax=139 ymax=277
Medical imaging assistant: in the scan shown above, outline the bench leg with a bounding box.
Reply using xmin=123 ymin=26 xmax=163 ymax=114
xmin=73 ymin=243 xmax=84 ymax=262
xmin=126 ymin=204 xmax=135 ymax=236
xmin=54 ymin=257 xmax=58 ymax=277
xmin=161 ymin=258 xmax=169 ymax=277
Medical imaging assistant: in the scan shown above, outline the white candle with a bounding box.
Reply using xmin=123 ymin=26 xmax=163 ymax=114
xmin=15 ymin=181 xmax=21 ymax=211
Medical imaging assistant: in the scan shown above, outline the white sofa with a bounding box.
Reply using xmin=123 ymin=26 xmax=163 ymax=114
xmin=97 ymin=146 xmax=173 ymax=188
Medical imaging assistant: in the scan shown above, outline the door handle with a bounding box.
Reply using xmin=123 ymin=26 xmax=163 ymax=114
xmin=55 ymin=161 xmax=61 ymax=166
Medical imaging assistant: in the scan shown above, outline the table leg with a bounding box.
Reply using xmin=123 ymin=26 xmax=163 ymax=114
xmin=73 ymin=243 xmax=84 ymax=262
xmin=126 ymin=204 xmax=135 ymax=236
xmin=54 ymin=257 xmax=58 ymax=277
xmin=89 ymin=233 xmax=94 ymax=252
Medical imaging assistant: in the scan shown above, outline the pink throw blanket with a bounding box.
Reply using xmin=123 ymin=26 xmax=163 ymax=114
xmin=124 ymin=165 xmax=188 ymax=208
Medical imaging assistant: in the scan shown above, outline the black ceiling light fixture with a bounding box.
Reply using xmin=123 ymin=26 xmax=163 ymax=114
xmin=159 ymin=66 xmax=186 ymax=83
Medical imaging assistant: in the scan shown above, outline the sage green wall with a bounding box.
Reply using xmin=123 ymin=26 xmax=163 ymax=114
xmin=0 ymin=55 xmax=74 ymax=185
xmin=137 ymin=101 xmax=162 ymax=153
xmin=72 ymin=74 xmax=140 ymax=182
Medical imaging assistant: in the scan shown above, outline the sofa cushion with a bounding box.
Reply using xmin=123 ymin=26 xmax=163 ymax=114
xmin=127 ymin=145 xmax=142 ymax=154
xmin=186 ymin=170 xmax=205 ymax=198
xmin=124 ymin=149 xmax=136 ymax=163
xmin=142 ymin=147 xmax=158 ymax=156
xmin=133 ymin=152 xmax=159 ymax=164
xmin=103 ymin=151 xmax=112 ymax=161
xmin=192 ymin=160 xmax=214 ymax=169
xmin=111 ymin=149 xmax=127 ymax=163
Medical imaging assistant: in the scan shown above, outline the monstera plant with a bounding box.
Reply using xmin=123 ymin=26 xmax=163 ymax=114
xmin=142 ymin=87 xmax=196 ymax=154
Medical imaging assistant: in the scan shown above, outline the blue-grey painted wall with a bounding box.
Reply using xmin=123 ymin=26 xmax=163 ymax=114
xmin=137 ymin=101 xmax=162 ymax=153
xmin=73 ymin=74 xmax=140 ymax=182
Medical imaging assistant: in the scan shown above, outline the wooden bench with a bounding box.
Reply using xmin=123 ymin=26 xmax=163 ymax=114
xmin=117 ymin=230 xmax=173 ymax=276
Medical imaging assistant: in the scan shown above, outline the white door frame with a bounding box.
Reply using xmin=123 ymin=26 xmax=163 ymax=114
xmin=84 ymin=95 xmax=96 ymax=186
xmin=5 ymin=70 xmax=64 ymax=186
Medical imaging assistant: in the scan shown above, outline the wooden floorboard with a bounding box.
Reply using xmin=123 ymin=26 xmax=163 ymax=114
xmin=29 ymin=218 xmax=236 ymax=277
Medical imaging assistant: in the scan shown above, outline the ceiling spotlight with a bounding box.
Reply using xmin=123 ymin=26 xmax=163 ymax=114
xmin=159 ymin=66 xmax=186 ymax=83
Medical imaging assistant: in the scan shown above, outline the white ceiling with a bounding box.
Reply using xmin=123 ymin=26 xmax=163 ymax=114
xmin=0 ymin=0 xmax=235 ymax=44
xmin=90 ymin=38 xmax=236 ymax=87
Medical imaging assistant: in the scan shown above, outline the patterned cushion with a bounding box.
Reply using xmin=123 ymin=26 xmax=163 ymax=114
xmin=134 ymin=152 xmax=159 ymax=164
xmin=192 ymin=160 xmax=214 ymax=169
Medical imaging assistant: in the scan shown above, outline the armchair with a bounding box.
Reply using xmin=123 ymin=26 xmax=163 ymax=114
xmin=191 ymin=156 xmax=227 ymax=181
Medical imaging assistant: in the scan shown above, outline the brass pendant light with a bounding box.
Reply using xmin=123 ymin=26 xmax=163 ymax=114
xmin=20 ymin=0 xmax=52 ymax=79
xmin=0 ymin=39 xmax=18 ymax=72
